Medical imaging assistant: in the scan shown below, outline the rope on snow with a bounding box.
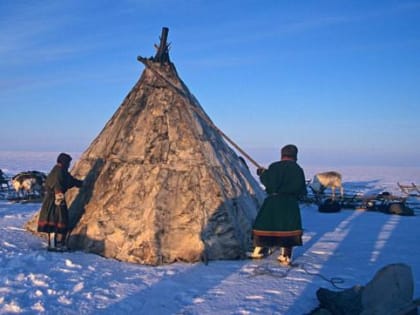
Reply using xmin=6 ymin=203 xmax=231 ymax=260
xmin=249 ymin=262 xmax=347 ymax=290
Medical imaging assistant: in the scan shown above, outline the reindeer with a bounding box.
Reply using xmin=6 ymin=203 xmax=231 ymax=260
xmin=11 ymin=171 xmax=47 ymax=199
xmin=309 ymin=171 xmax=344 ymax=199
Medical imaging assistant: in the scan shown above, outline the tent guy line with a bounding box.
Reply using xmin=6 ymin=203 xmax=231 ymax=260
xmin=138 ymin=56 xmax=263 ymax=170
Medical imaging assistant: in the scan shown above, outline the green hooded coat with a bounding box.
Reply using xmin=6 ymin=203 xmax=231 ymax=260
xmin=253 ymin=160 xmax=307 ymax=247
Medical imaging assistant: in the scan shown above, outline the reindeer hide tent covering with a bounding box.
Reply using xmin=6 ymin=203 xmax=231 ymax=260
xmin=26 ymin=28 xmax=265 ymax=265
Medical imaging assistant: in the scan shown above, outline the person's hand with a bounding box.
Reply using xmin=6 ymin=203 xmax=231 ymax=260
xmin=256 ymin=168 xmax=266 ymax=176
xmin=54 ymin=192 xmax=65 ymax=206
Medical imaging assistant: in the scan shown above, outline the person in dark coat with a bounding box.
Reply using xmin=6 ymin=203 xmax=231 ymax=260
xmin=0 ymin=169 xmax=9 ymax=191
xmin=37 ymin=153 xmax=83 ymax=250
xmin=0 ymin=169 xmax=7 ymax=187
xmin=248 ymin=144 xmax=307 ymax=265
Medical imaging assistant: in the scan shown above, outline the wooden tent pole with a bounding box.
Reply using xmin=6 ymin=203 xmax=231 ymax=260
xmin=206 ymin=120 xmax=263 ymax=169
xmin=154 ymin=27 xmax=170 ymax=63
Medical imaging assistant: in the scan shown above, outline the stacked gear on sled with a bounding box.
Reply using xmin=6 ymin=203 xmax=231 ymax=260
xmin=360 ymin=192 xmax=414 ymax=216
xmin=312 ymin=192 xmax=414 ymax=216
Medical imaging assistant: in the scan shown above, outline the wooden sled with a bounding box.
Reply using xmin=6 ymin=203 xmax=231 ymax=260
xmin=397 ymin=182 xmax=420 ymax=196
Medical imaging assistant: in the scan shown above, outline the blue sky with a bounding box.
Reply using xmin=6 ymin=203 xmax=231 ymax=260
xmin=1 ymin=1 xmax=419 ymax=167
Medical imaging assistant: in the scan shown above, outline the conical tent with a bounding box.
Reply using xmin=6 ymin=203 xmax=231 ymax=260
xmin=27 ymin=28 xmax=265 ymax=265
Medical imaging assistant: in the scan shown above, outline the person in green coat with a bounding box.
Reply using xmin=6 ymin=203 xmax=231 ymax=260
xmin=37 ymin=153 xmax=83 ymax=251
xmin=248 ymin=144 xmax=307 ymax=265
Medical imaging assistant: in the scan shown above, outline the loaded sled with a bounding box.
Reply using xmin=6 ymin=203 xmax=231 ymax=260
xmin=398 ymin=182 xmax=420 ymax=197
xmin=303 ymin=183 xmax=415 ymax=216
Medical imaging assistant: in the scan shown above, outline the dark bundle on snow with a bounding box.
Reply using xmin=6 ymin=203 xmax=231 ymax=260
xmin=310 ymin=263 xmax=419 ymax=315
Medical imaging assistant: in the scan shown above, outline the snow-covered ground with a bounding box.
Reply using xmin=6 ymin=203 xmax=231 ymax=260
xmin=1 ymin=153 xmax=419 ymax=314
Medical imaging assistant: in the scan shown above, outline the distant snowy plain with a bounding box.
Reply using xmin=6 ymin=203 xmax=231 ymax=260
xmin=0 ymin=151 xmax=419 ymax=314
